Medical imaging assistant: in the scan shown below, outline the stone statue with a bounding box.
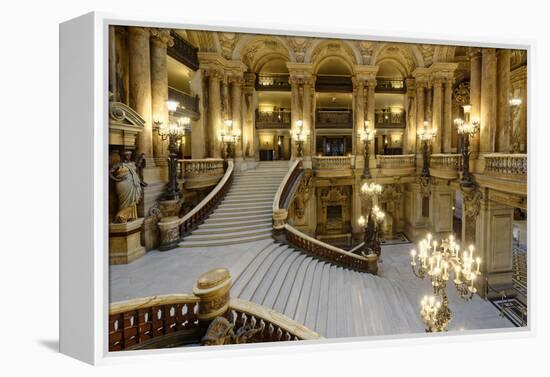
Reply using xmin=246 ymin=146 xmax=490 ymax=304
xmin=109 ymin=151 xmax=147 ymax=223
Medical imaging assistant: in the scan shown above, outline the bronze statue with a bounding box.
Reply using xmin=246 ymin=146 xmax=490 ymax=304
xmin=202 ymin=316 xmax=261 ymax=346
xmin=109 ymin=151 xmax=147 ymax=223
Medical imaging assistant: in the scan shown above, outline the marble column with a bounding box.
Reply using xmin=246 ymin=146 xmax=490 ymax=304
xmin=303 ymin=75 xmax=315 ymax=159
xmin=128 ymin=27 xmax=153 ymax=158
xmin=415 ymin=81 xmax=426 ymax=154
xmin=405 ymin=78 xmax=416 ymax=155
xmin=207 ymin=69 xmax=223 ymax=158
xmin=366 ymin=79 xmax=376 ymax=157
xmin=469 ymin=48 xmax=482 ymax=156
xmin=353 ymin=78 xmax=365 ymax=156
xmin=150 ymin=29 xmax=173 ymax=160
xmin=496 ymin=49 xmax=511 ymax=152
xmin=443 ymin=78 xmax=453 ymax=153
xmin=289 ymin=77 xmax=301 ymax=159
xmin=230 ymin=76 xmax=244 ymax=159
xmin=480 ymin=48 xmax=497 ymax=153
xmin=432 ymin=78 xmax=443 ymax=153
xmin=243 ymin=73 xmax=256 ymax=159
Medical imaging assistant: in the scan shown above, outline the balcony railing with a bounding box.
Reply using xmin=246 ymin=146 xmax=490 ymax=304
xmin=168 ymin=87 xmax=200 ymax=115
xmin=168 ymin=31 xmax=199 ymax=70
xmin=375 ymin=109 xmax=406 ymax=128
xmin=378 ymin=154 xmax=416 ymax=176
xmin=429 ymin=154 xmax=462 ymax=180
xmin=255 ymin=73 xmax=290 ymax=91
xmin=316 ymin=109 xmax=353 ymax=129
xmin=315 ymin=75 xmax=353 ymax=92
xmin=484 ymin=154 xmax=527 ymax=178
xmin=177 ymin=158 xmax=225 ymax=189
xmin=375 ymin=78 xmax=406 ymax=92
xmin=313 ymin=156 xmax=353 ymax=177
xmin=255 ymin=110 xmax=291 ymax=129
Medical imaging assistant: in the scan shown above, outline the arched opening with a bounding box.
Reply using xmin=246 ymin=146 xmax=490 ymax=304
xmin=375 ymin=61 xmax=406 ymax=155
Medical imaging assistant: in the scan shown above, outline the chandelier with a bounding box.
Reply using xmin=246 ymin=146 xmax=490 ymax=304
xmin=411 ymin=233 xmax=482 ymax=332
xmin=361 ymin=182 xmax=382 ymax=196
xmin=454 ymin=105 xmax=479 ymax=136
xmin=417 ymin=120 xmax=436 ymax=141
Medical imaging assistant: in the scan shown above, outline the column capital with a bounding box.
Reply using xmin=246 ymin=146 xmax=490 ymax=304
xmin=468 ymin=47 xmax=482 ymax=58
xmin=227 ymin=74 xmax=244 ymax=86
xmin=150 ymin=28 xmax=174 ymax=47
xmin=128 ymin=26 xmax=151 ymax=37
xmin=482 ymin=48 xmax=497 ymax=57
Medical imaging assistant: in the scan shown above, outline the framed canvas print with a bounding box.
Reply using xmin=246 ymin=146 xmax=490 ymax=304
xmin=60 ymin=12 xmax=532 ymax=365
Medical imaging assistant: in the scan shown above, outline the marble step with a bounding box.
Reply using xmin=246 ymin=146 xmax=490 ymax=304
xmin=251 ymin=248 xmax=298 ymax=305
xmin=263 ymin=251 xmax=303 ymax=309
xmin=178 ymin=232 xmax=272 ymax=248
xmin=227 ymin=187 xmax=279 ymax=194
xmin=217 ymin=200 xmax=273 ymax=209
xmin=294 ymin=257 xmax=322 ymax=326
xmin=208 ymin=209 xmax=272 ymax=219
xmin=315 ymin=262 xmax=331 ymax=336
xmin=194 ymin=220 xmax=272 ymax=233
xmin=204 ymin=213 xmax=272 ymax=224
xmin=283 ymin=254 xmax=315 ymax=319
xmin=326 ymin=265 xmax=340 ymax=338
xmin=238 ymin=245 xmax=288 ymax=301
xmin=184 ymin=227 xmax=273 ymax=242
xmin=222 ymin=196 xmax=275 ymax=205
xmin=231 ymin=243 xmax=281 ymax=296
xmin=214 ymin=204 xmax=272 ymax=214
xmin=273 ymin=253 xmax=311 ymax=314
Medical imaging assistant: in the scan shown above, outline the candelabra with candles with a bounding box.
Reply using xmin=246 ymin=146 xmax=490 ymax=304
xmin=417 ymin=121 xmax=437 ymax=177
xmin=454 ymin=104 xmax=479 ymax=187
xmin=220 ymin=119 xmax=241 ymax=159
xmin=154 ymin=100 xmax=190 ymax=200
xmin=293 ymin=120 xmax=309 ymax=158
xmin=411 ymin=233 xmax=482 ymax=332
xmin=358 ymin=182 xmax=385 ymax=257
xmin=360 ymin=120 xmax=376 ymax=178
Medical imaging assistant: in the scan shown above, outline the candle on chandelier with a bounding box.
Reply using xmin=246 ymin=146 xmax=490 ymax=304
xmin=476 ymin=257 xmax=481 ymax=274
xmin=411 ymin=249 xmax=417 ymax=265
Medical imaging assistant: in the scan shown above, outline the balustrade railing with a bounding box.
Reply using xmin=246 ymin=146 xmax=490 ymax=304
xmin=255 ymin=110 xmax=291 ymax=129
xmin=429 ymin=154 xmax=462 ymax=179
xmin=484 ymin=153 xmax=527 ymax=177
xmin=168 ymin=31 xmax=199 ymax=70
xmin=375 ymin=78 xmax=406 ymax=92
xmin=179 ymin=160 xmax=234 ymax=236
xmin=177 ymin=158 xmax=224 ymax=180
xmin=316 ymin=109 xmax=353 ymax=128
xmin=378 ymin=154 xmax=416 ymax=176
xmin=168 ymin=86 xmax=200 ymax=115
xmin=283 ymin=224 xmax=370 ymax=273
xmin=109 ymin=294 xmax=200 ymax=351
xmin=255 ymin=73 xmax=290 ymax=91
xmin=313 ymin=156 xmax=353 ymax=178
xmin=109 ymin=289 xmax=320 ymax=351
xmin=375 ymin=109 xmax=406 ymax=128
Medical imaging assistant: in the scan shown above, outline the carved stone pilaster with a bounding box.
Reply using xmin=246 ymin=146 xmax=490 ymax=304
xmin=417 ymin=175 xmax=433 ymax=198
xmin=293 ymin=170 xmax=313 ymax=219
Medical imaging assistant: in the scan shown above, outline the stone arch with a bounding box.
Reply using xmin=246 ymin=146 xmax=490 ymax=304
xmin=231 ymin=35 xmax=294 ymax=71
xmin=186 ymin=30 xmax=221 ymax=54
xmin=372 ymin=43 xmax=424 ymax=75
xmin=433 ymin=45 xmax=456 ymax=63
xmin=305 ymin=40 xmax=360 ymax=73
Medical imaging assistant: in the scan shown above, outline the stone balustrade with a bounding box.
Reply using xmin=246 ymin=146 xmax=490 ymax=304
xmin=313 ymin=155 xmax=353 ymax=177
xmin=108 ymin=267 xmax=320 ymax=351
xmin=483 ymin=153 xmax=527 ymax=178
xmin=177 ymin=158 xmax=225 ymax=189
xmin=377 ymin=154 xmax=416 ymax=176
xmin=429 ymin=153 xmax=462 ymax=179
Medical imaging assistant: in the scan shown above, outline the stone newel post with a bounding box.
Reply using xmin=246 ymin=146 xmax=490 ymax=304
xmin=193 ymin=268 xmax=232 ymax=329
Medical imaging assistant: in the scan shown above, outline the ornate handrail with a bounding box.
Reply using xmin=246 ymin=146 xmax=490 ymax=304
xmin=168 ymin=86 xmax=200 ymax=115
xmin=315 ymin=109 xmax=353 ymax=128
xmin=429 ymin=153 xmax=462 ymax=179
xmin=375 ymin=109 xmax=406 ymax=128
xmin=483 ymin=153 xmax=527 ymax=177
xmin=255 ymin=73 xmax=291 ymax=91
xmin=179 ymin=160 xmax=234 ymax=235
xmin=273 ymin=158 xmax=303 ymax=213
xmin=375 ymin=78 xmax=405 ymax=92
xmin=109 ymin=294 xmax=200 ymax=351
xmin=313 ymin=156 xmax=353 ymax=177
xmin=283 ymin=224 xmax=369 ymax=273
xmin=255 ymin=109 xmax=291 ymax=129
xmin=228 ymin=299 xmax=322 ymax=341
xmin=177 ymin=158 xmax=224 ymax=180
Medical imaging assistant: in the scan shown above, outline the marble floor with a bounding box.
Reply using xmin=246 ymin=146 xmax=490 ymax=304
xmin=110 ymin=238 xmax=515 ymax=335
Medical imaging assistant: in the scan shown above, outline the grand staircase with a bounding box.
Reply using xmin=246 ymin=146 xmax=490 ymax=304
xmin=230 ymin=241 xmax=422 ymax=337
xmin=178 ymin=160 xmax=423 ymax=337
xmin=179 ymin=161 xmax=290 ymax=247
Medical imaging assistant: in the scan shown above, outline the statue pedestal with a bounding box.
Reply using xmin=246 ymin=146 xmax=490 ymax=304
xmin=366 ymin=253 xmax=378 ymax=275
xmin=109 ymin=218 xmax=146 ymax=265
